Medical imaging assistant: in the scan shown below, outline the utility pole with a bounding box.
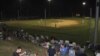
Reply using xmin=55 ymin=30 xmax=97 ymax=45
xmin=18 ymin=0 xmax=23 ymax=19
xmin=0 ymin=10 xmax=2 ymax=20
xmin=94 ymin=0 xmax=99 ymax=45
xmin=44 ymin=8 xmax=47 ymax=19
xmin=89 ymin=8 xmax=92 ymax=41
xmin=18 ymin=10 xmax=20 ymax=19
xmin=44 ymin=8 xmax=47 ymax=26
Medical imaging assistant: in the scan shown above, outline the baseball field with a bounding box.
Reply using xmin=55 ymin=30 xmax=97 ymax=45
xmin=4 ymin=18 xmax=100 ymax=44
xmin=0 ymin=17 xmax=100 ymax=56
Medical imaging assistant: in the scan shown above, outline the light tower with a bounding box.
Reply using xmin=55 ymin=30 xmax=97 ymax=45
xmin=18 ymin=0 xmax=23 ymax=19
xmin=94 ymin=0 xmax=99 ymax=45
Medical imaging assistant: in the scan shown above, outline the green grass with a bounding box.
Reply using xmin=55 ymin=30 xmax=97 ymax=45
xmin=0 ymin=40 xmax=45 ymax=56
xmin=4 ymin=18 xmax=100 ymax=44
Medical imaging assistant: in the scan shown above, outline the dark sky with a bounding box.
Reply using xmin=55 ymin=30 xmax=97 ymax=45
xmin=0 ymin=0 xmax=96 ymax=18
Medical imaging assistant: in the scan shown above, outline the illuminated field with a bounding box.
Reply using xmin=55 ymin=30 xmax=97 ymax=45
xmin=47 ymin=19 xmax=80 ymax=28
xmin=1 ymin=18 xmax=97 ymax=56
xmin=4 ymin=18 xmax=100 ymax=44
xmin=5 ymin=19 xmax=81 ymax=28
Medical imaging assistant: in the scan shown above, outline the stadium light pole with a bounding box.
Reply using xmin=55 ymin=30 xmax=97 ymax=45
xmin=89 ymin=8 xmax=92 ymax=41
xmin=48 ymin=0 xmax=52 ymax=4
xmin=0 ymin=10 xmax=2 ymax=20
xmin=94 ymin=0 xmax=99 ymax=45
xmin=82 ymin=2 xmax=86 ymax=6
xmin=82 ymin=2 xmax=86 ymax=17
xmin=44 ymin=0 xmax=52 ymax=26
xmin=44 ymin=0 xmax=52 ymax=19
xmin=82 ymin=2 xmax=93 ymax=42
xmin=81 ymin=2 xmax=86 ymax=24
xmin=18 ymin=0 xmax=23 ymax=19
xmin=48 ymin=0 xmax=52 ymax=18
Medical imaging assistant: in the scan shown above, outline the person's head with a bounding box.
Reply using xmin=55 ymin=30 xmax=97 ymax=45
xmin=65 ymin=40 xmax=69 ymax=44
xmin=51 ymin=45 xmax=55 ymax=49
xmin=16 ymin=46 xmax=22 ymax=53
xmin=61 ymin=44 xmax=64 ymax=48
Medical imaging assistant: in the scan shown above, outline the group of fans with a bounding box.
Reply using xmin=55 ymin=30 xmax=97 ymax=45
xmin=41 ymin=38 xmax=87 ymax=56
xmin=0 ymin=23 xmax=100 ymax=56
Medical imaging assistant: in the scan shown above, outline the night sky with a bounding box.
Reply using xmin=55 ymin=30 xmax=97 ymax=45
xmin=0 ymin=0 xmax=96 ymax=18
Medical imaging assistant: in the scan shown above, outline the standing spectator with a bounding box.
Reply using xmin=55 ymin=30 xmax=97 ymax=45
xmin=76 ymin=46 xmax=87 ymax=56
xmin=48 ymin=45 xmax=56 ymax=56
xmin=75 ymin=45 xmax=87 ymax=56
xmin=68 ymin=47 xmax=75 ymax=56
xmin=51 ymin=39 xmax=55 ymax=44
xmin=60 ymin=44 xmax=68 ymax=56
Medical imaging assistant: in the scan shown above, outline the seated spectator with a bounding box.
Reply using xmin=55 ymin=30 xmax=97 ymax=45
xmin=0 ymin=31 xmax=3 ymax=40
xmin=40 ymin=35 xmax=44 ymax=39
xmin=45 ymin=36 xmax=49 ymax=42
xmin=85 ymin=41 xmax=90 ymax=47
xmin=40 ymin=35 xmax=45 ymax=42
xmin=95 ymin=45 xmax=100 ymax=51
xmin=7 ymin=36 xmax=12 ymax=40
xmin=36 ymin=36 xmax=39 ymax=41
xmin=88 ymin=43 xmax=95 ymax=50
xmin=95 ymin=50 xmax=100 ymax=56
xmin=43 ymin=41 xmax=51 ymax=49
xmin=12 ymin=46 xmax=26 ymax=56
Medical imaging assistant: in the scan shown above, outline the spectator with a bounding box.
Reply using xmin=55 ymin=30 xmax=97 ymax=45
xmin=40 ymin=35 xmax=45 ymax=42
xmin=72 ymin=42 xmax=76 ymax=47
xmin=48 ymin=45 xmax=56 ymax=56
xmin=65 ymin=40 xmax=70 ymax=46
xmin=59 ymin=40 xmax=64 ymax=45
xmin=95 ymin=45 xmax=100 ymax=51
xmin=51 ymin=39 xmax=55 ymax=44
xmin=12 ymin=46 xmax=26 ymax=56
xmin=43 ymin=41 xmax=51 ymax=49
xmin=45 ymin=36 xmax=49 ymax=42
xmin=95 ymin=45 xmax=100 ymax=56
xmin=75 ymin=45 xmax=86 ymax=56
xmin=76 ymin=46 xmax=87 ymax=56
xmin=36 ymin=36 xmax=40 ymax=42
xmin=80 ymin=46 xmax=85 ymax=53
xmin=68 ymin=47 xmax=75 ymax=56
xmin=41 ymin=35 xmax=44 ymax=39
xmin=95 ymin=50 xmax=100 ymax=56
xmin=60 ymin=44 xmax=68 ymax=56
xmin=0 ymin=31 xmax=3 ymax=40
